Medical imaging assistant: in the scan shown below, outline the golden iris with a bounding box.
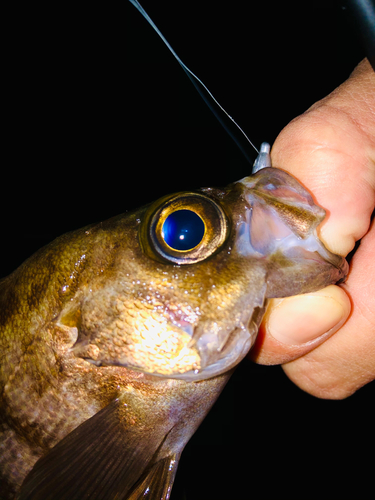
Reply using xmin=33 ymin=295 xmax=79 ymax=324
xmin=140 ymin=192 xmax=229 ymax=265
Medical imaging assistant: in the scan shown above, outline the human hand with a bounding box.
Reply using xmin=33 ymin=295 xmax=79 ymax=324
xmin=250 ymin=58 xmax=375 ymax=399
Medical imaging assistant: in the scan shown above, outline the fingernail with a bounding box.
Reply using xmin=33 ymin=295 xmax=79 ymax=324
xmin=267 ymin=295 xmax=347 ymax=345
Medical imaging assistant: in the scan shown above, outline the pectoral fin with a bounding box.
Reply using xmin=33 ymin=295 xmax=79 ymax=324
xmin=127 ymin=454 xmax=180 ymax=499
xmin=17 ymin=398 xmax=175 ymax=500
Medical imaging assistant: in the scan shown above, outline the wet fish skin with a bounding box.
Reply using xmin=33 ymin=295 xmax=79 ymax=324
xmin=0 ymin=167 xmax=347 ymax=499
xmin=15 ymin=372 xmax=231 ymax=500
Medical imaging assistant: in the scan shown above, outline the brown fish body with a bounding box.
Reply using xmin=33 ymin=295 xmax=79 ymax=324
xmin=0 ymin=168 xmax=347 ymax=499
xmin=0 ymin=209 xmax=229 ymax=499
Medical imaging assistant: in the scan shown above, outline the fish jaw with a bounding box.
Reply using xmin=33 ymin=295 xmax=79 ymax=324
xmin=236 ymin=167 xmax=348 ymax=296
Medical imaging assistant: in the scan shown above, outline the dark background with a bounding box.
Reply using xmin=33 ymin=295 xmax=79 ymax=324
xmin=3 ymin=1 xmax=373 ymax=499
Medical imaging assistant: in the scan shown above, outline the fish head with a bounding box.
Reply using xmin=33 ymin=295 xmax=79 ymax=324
xmin=59 ymin=167 xmax=347 ymax=382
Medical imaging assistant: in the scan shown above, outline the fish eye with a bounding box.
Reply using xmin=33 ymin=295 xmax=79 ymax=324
xmin=162 ymin=210 xmax=205 ymax=251
xmin=141 ymin=192 xmax=229 ymax=264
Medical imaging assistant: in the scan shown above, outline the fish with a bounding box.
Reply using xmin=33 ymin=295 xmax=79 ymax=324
xmin=0 ymin=156 xmax=348 ymax=499
xmin=0 ymin=3 xmax=350 ymax=499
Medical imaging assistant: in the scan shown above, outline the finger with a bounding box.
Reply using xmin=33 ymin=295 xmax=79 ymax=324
xmin=271 ymin=58 xmax=375 ymax=256
xmin=282 ymin=219 xmax=375 ymax=399
xmin=250 ymin=284 xmax=351 ymax=365
xmin=251 ymin=59 xmax=375 ymax=370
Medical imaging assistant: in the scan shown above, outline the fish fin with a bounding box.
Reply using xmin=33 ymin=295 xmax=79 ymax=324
xmin=127 ymin=453 xmax=180 ymax=500
xmin=17 ymin=398 xmax=173 ymax=500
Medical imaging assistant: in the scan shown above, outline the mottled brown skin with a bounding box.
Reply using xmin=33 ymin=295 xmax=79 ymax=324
xmin=0 ymin=186 xmax=241 ymax=498
xmin=0 ymin=210 xmax=232 ymax=497
xmin=0 ymin=171 xmax=348 ymax=499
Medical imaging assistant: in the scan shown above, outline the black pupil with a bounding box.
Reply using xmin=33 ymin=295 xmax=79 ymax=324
xmin=162 ymin=210 xmax=205 ymax=251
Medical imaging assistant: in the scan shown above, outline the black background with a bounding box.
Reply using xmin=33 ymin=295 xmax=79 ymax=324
xmin=3 ymin=1 xmax=373 ymax=499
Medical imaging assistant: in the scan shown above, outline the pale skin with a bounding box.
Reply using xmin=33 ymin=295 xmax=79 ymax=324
xmin=250 ymin=58 xmax=375 ymax=399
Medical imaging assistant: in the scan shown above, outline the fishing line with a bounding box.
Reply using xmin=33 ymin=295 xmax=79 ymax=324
xmin=128 ymin=0 xmax=259 ymax=162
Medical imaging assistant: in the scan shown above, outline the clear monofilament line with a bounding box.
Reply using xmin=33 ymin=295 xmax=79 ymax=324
xmin=128 ymin=0 xmax=259 ymax=161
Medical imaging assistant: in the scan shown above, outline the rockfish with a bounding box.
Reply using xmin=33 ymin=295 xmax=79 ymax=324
xmin=0 ymin=161 xmax=347 ymax=499
xmin=0 ymin=2 xmax=348 ymax=498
